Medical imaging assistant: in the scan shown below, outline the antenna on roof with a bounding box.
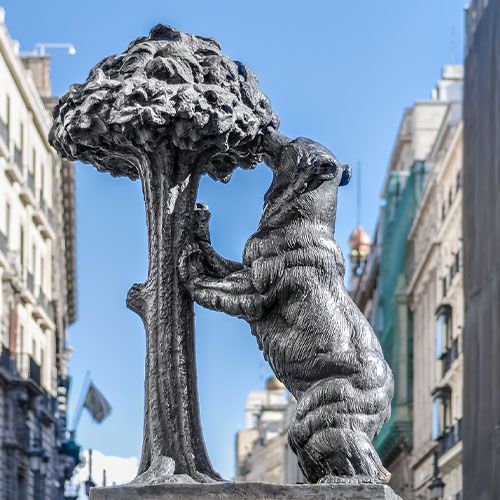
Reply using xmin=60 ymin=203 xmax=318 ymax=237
xmin=35 ymin=43 xmax=76 ymax=56
xmin=451 ymin=24 xmax=456 ymax=64
xmin=357 ymin=161 xmax=362 ymax=227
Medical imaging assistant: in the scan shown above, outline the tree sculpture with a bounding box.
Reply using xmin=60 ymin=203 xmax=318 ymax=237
xmin=50 ymin=24 xmax=394 ymax=488
xmin=49 ymin=25 xmax=278 ymax=484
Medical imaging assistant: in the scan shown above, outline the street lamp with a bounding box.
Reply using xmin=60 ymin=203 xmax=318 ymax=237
xmin=428 ymin=451 xmax=445 ymax=499
xmin=84 ymin=448 xmax=96 ymax=497
xmin=84 ymin=477 xmax=96 ymax=497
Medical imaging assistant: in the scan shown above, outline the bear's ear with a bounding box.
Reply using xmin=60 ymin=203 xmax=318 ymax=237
xmin=340 ymin=164 xmax=351 ymax=186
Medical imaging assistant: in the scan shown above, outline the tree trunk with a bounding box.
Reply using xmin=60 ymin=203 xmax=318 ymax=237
xmin=126 ymin=148 xmax=221 ymax=483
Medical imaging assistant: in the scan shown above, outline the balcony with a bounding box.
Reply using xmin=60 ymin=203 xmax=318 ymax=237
xmin=32 ymin=196 xmax=55 ymax=240
xmin=0 ymin=344 xmax=14 ymax=374
xmin=40 ymin=389 xmax=58 ymax=421
xmin=16 ymin=353 xmax=41 ymax=387
xmin=33 ymin=289 xmax=55 ymax=329
xmin=20 ymin=175 xmax=36 ymax=207
xmin=437 ymin=418 xmax=463 ymax=457
xmin=442 ymin=336 xmax=460 ymax=376
xmin=4 ymin=146 xmax=23 ymax=184
xmin=19 ymin=270 xmax=35 ymax=305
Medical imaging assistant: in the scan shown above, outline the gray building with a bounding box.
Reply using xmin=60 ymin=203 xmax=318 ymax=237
xmin=463 ymin=1 xmax=500 ymax=499
xmin=0 ymin=8 xmax=79 ymax=500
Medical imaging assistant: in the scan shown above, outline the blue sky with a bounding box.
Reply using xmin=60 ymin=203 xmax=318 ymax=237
xmin=2 ymin=0 xmax=466 ymax=480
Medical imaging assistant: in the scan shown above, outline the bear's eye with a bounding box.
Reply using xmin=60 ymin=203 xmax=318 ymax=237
xmin=315 ymin=161 xmax=337 ymax=174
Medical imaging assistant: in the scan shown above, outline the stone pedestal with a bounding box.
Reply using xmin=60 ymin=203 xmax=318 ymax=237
xmin=90 ymin=482 xmax=403 ymax=499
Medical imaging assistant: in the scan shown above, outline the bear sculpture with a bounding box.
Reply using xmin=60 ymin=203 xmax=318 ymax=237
xmin=179 ymin=129 xmax=394 ymax=484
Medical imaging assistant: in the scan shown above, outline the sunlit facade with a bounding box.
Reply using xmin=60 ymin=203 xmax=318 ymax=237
xmin=0 ymin=8 xmax=78 ymax=499
xmin=349 ymin=65 xmax=464 ymax=499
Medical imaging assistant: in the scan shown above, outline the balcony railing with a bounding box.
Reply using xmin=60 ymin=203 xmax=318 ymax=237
xmin=442 ymin=336 xmax=460 ymax=376
xmin=437 ymin=417 xmax=463 ymax=457
xmin=0 ymin=344 xmax=12 ymax=372
xmin=17 ymin=353 xmax=41 ymax=386
xmin=0 ymin=117 xmax=8 ymax=145
xmin=41 ymin=389 xmax=58 ymax=415
xmin=1 ymin=346 xmax=43 ymax=390
xmin=0 ymin=230 xmax=7 ymax=255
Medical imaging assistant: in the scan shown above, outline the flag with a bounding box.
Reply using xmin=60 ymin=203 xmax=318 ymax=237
xmin=83 ymin=383 xmax=112 ymax=423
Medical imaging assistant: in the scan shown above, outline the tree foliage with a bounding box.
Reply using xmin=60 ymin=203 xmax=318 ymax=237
xmin=49 ymin=24 xmax=279 ymax=182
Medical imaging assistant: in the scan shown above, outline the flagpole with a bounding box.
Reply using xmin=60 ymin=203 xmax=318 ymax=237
xmin=71 ymin=370 xmax=91 ymax=431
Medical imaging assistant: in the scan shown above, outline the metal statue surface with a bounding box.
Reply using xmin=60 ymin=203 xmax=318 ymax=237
xmin=49 ymin=24 xmax=393 ymax=486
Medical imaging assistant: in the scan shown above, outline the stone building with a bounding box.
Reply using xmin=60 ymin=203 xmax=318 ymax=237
xmin=0 ymin=8 xmax=79 ymax=500
xmin=463 ymin=1 xmax=500 ymax=499
xmin=235 ymin=376 xmax=304 ymax=484
xmin=406 ymin=101 xmax=463 ymax=499
xmin=349 ymin=65 xmax=463 ymax=499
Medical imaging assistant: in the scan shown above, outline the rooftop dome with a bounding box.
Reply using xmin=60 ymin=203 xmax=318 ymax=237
xmin=266 ymin=376 xmax=286 ymax=391
xmin=348 ymin=225 xmax=371 ymax=251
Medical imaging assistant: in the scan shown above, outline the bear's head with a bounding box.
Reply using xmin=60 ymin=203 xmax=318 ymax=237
xmin=262 ymin=136 xmax=351 ymax=229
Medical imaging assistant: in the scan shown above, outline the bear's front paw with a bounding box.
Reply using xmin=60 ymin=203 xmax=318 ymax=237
xmin=178 ymin=244 xmax=205 ymax=292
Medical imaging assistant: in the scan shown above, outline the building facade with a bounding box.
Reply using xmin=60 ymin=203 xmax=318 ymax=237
xmin=463 ymin=1 xmax=500 ymax=499
xmin=0 ymin=8 xmax=79 ymax=499
xmin=235 ymin=376 xmax=304 ymax=484
xmin=349 ymin=65 xmax=464 ymax=499
xmin=407 ymin=102 xmax=463 ymax=500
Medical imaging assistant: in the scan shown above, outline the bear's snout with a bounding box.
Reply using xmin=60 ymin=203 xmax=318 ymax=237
xmin=340 ymin=164 xmax=351 ymax=186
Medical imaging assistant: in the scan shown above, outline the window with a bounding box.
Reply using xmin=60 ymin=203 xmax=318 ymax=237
xmin=5 ymin=201 xmax=10 ymax=238
xmin=32 ymin=148 xmax=36 ymax=182
xmin=19 ymin=325 xmax=24 ymax=354
xmin=436 ymin=305 xmax=452 ymax=359
xmin=32 ymin=244 xmax=36 ymax=275
xmin=40 ymin=257 xmax=44 ymax=292
xmin=432 ymin=386 xmax=452 ymax=439
xmin=455 ymin=251 xmax=460 ymax=273
xmin=40 ymin=165 xmax=44 ymax=200
xmin=40 ymin=349 xmax=44 ymax=386
xmin=441 ymin=203 xmax=446 ymax=221
xmin=448 ymin=188 xmax=453 ymax=207
xmin=33 ymin=470 xmax=41 ymax=500
xmin=456 ymin=171 xmax=461 ymax=192
xmin=20 ymin=226 xmax=24 ymax=269
xmin=6 ymin=95 xmax=10 ymax=142
xmin=442 ymin=277 xmax=447 ymax=298
xmin=16 ymin=469 xmax=26 ymax=500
